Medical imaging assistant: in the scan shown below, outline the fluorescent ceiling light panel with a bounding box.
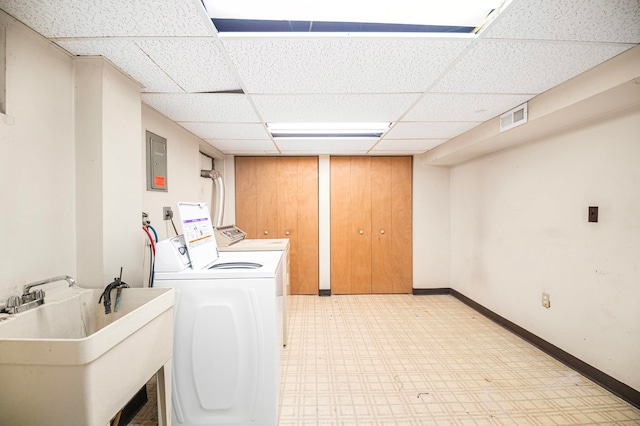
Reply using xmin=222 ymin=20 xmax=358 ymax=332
xmin=203 ymin=0 xmax=501 ymax=27
xmin=268 ymin=122 xmax=391 ymax=138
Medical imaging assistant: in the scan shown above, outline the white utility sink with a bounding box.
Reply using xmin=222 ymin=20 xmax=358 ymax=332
xmin=0 ymin=285 xmax=175 ymax=426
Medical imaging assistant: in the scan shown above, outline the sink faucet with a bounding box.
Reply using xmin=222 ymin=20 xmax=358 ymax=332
xmin=23 ymin=275 xmax=76 ymax=296
xmin=0 ymin=275 xmax=77 ymax=315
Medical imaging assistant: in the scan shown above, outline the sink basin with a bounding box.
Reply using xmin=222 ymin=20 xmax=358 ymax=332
xmin=0 ymin=285 xmax=175 ymax=426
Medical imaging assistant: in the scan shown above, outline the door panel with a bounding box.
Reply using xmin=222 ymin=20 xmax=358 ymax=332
xmin=371 ymin=157 xmax=393 ymax=293
xmin=330 ymin=157 xmax=372 ymax=294
xmin=390 ymin=156 xmax=413 ymax=293
xmin=256 ymin=157 xmax=278 ymax=239
xmin=235 ymin=157 xmax=257 ymax=238
xmin=330 ymin=158 xmax=352 ymax=294
xmin=349 ymin=157 xmax=372 ymax=293
xmin=277 ymin=158 xmax=299 ymax=292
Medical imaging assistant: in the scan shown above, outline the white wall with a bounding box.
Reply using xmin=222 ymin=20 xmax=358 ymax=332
xmin=318 ymin=155 xmax=331 ymax=291
xmin=449 ymin=106 xmax=640 ymax=391
xmin=74 ymin=58 xmax=143 ymax=288
xmin=141 ymin=104 xmax=223 ymax=242
xmin=412 ymin=157 xmax=451 ymax=288
xmin=220 ymin=154 xmax=236 ymax=226
xmin=0 ymin=13 xmax=75 ymax=299
xmin=0 ymin=12 xmax=206 ymax=298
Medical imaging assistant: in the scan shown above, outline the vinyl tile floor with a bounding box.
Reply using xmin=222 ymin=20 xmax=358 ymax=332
xmin=130 ymin=294 xmax=640 ymax=425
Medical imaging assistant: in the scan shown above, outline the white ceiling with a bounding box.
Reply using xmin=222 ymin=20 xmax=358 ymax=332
xmin=1 ymin=0 xmax=638 ymax=156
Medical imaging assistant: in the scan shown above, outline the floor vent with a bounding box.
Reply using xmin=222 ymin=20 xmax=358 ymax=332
xmin=500 ymin=102 xmax=528 ymax=132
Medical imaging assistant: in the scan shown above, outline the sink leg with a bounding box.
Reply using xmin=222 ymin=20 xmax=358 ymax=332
xmin=156 ymin=360 xmax=172 ymax=426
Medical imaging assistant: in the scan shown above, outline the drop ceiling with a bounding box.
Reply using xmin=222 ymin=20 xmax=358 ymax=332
xmin=1 ymin=0 xmax=638 ymax=156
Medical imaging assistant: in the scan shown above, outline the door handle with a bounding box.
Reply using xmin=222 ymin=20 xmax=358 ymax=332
xmin=263 ymin=230 xmax=269 ymax=235
xmin=380 ymin=229 xmax=385 ymax=234
xmin=285 ymin=230 xmax=291 ymax=236
xmin=359 ymin=229 xmax=364 ymax=235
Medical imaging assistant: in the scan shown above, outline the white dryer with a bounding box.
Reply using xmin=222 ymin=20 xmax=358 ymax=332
xmin=154 ymin=203 xmax=283 ymax=426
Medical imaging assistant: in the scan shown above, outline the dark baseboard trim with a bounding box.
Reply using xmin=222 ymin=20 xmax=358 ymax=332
xmin=412 ymin=288 xmax=451 ymax=296
xmin=318 ymin=289 xmax=331 ymax=297
xmin=413 ymin=287 xmax=639 ymax=409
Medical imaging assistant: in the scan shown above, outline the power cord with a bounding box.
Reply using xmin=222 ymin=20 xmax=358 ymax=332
xmin=170 ymin=216 xmax=179 ymax=236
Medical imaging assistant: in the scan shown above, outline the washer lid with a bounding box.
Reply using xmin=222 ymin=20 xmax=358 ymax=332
xmin=209 ymin=262 xmax=262 ymax=269
xmin=177 ymin=202 xmax=219 ymax=269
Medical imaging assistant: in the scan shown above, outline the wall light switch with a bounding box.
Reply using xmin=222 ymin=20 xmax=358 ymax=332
xmin=542 ymin=293 xmax=550 ymax=308
xmin=588 ymin=206 xmax=598 ymax=223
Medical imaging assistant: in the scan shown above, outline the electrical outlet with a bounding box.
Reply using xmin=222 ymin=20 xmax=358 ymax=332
xmin=542 ymin=292 xmax=551 ymax=308
xmin=163 ymin=206 xmax=173 ymax=221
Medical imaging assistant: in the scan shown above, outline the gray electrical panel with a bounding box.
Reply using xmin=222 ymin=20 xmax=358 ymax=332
xmin=146 ymin=131 xmax=168 ymax=192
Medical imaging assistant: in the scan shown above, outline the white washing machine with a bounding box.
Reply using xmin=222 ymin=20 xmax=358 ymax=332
xmin=219 ymin=238 xmax=290 ymax=346
xmin=154 ymin=203 xmax=283 ymax=426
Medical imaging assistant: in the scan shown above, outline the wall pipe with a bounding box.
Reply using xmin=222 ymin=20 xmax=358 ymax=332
xmin=201 ymin=169 xmax=224 ymax=228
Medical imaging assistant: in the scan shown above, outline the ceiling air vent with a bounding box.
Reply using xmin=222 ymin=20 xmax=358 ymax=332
xmin=500 ymin=102 xmax=528 ymax=132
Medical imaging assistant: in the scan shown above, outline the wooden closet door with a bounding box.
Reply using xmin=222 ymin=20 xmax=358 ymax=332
xmin=295 ymin=157 xmax=319 ymax=294
xmin=371 ymin=157 xmax=393 ymax=292
xmin=330 ymin=157 xmax=352 ymax=293
xmin=276 ymin=157 xmax=300 ymax=293
xmin=236 ymin=156 xmax=319 ymax=295
xmin=235 ymin=157 xmax=258 ymax=237
xmin=235 ymin=157 xmax=278 ymax=239
xmin=331 ymin=157 xmax=372 ymax=294
xmin=390 ymin=156 xmax=412 ymax=293
xmin=350 ymin=157 xmax=372 ymax=292
xmin=256 ymin=157 xmax=278 ymax=239
xmin=371 ymin=157 xmax=412 ymax=293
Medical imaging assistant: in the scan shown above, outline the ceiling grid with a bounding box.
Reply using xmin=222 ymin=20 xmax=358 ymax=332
xmin=1 ymin=0 xmax=637 ymax=155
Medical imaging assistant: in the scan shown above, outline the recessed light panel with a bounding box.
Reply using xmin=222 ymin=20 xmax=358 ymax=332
xmin=268 ymin=122 xmax=391 ymax=138
xmin=203 ymin=0 xmax=502 ymax=33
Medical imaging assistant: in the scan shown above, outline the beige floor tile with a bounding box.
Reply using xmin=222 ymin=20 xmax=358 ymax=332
xmin=279 ymin=294 xmax=640 ymax=426
xmin=129 ymin=294 xmax=640 ymax=425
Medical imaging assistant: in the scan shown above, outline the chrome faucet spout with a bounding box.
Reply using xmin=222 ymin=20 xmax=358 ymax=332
xmin=23 ymin=275 xmax=76 ymax=295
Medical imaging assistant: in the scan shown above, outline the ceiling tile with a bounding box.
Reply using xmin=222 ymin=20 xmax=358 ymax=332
xmin=371 ymin=138 xmax=447 ymax=154
xmin=404 ymin=93 xmax=533 ymax=122
xmin=274 ymin=138 xmax=377 ymax=155
xmin=143 ymin=94 xmax=259 ymax=122
xmin=221 ymin=37 xmax=472 ymax=94
xmin=7 ymin=0 xmax=636 ymax=159
xmin=55 ymin=39 xmax=182 ymax=92
xmin=251 ymin=93 xmax=420 ymax=122
xmin=483 ymin=0 xmax=640 ymax=43
xmin=386 ymin=122 xmax=480 ymax=139
xmin=204 ymin=139 xmax=279 ymax=154
xmin=0 ymin=0 xmax=213 ymax=37
xmin=179 ymin=122 xmax=270 ymax=139
xmin=137 ymin=39 xmax=240 ymax=93
xmin=432 ymin=40 xmax=635 ymax=94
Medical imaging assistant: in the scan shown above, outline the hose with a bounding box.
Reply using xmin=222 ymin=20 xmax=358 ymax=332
xmin=142 ymin=226 xmax=156 ymax=287
xmin=147 ymin=225 xmax=158 ymax=243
